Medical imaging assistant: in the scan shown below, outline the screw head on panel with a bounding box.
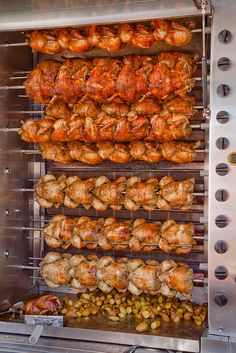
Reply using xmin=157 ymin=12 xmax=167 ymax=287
xmin=216 ymin=137 xmax=229 ymax=150
xmin=216 ymin=111 xmax=230 ymax=124
xmin=218 ymin=29 xmax=232 ymax=43
xmin=215 ymin=292 xmax=228 ymax=306
xmin=215 ymin=266 xmax=228 ymax=280
xmin=214 ymin=240 xmax=228 ymax=254
xmin=215 ymin=189 xmax=228 ymax=202
xmin=215 ymin=215 xmax=229 ymax=228
xmin=216 ymin=84 xmax=230 ymax=97
xmin=217 ymin=57 xmax=231 ymax=71
xmin=215 ymin=163 xmax=229 ymax=176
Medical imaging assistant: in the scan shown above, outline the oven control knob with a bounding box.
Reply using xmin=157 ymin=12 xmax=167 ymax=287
xmin=215 ymin=292 xmax=228 ymax=306
xmin=215 ymin=163 xmax=229 ymax=176
xmin=216 ymin=111 xmax=230 ymax=124
xmin=215 ymin=266 xmax=228 ymax=280
xmin=215 ymin=189 xmax=228 ymax=202
xmin=215 ymin=215 xmax=229 ymax=228
xmin=217 ymin=84 xmax=230 ymax=97
xmin=214 ymin=240 xmax=228 ymax=254
xmin=218 ymin=29 xmax=232 ymax=43
xmin=217 ymin=57 xmax=231 ymax=71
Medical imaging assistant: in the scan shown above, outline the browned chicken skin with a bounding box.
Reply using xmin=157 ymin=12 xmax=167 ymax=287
xmin=27 ymin=20 xmax=194 ymax=54
xmin=35 ymin=174 xmax=195 ymax=211
xmin=23 ymin=295 xmax=62 ymax=315
xmin=40 ymin=252 xmax=193 ymax=299
xmin=43 ymin=215 xmax=196 ymax=254
xmin=24 ymin=54 xmax=197 ymax=104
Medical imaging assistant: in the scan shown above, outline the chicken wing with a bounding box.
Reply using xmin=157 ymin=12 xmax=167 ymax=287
xmin=57 ymin=27 xmax=90 ymax=53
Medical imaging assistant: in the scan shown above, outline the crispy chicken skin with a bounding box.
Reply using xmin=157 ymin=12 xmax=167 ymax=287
xmin=43 ymin=215 xmax=195 ymax=254
xmin=23 ymin=295 xmax=62 ymax=315
xmin=40 ymin=252 xmax=194 ymax=298
xmin=24 ymin=53 xmax=197 ymax=104
xmin=35 ymin=174 xmax=195 ymax=211
xmin=27 ymin=20 xmax=194 ymax=54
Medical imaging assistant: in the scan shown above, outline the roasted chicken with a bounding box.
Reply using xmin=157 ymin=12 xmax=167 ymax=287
xmin=35 ymin=174 xmax=195 ymax=211
xmin=23 ymin=295 xmax=62 ymax=315
xmin=40 ymin=252 xmax=193 ymax=299
xmin=20 ymin=112 xmax=192 ymax=143
xmin=24 ymin=53 xmax=197 ymax=104
xmin=43 ymin=215 xmax=195 ymax=254
xmin=27 ymin=20 xmax=195 ymax=54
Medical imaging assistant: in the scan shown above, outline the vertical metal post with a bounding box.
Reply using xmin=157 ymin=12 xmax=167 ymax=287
xmin=201 ymin=0 xmax=209 ymax=118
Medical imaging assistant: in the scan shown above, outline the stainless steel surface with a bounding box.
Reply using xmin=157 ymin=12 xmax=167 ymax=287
xmin=0 ymin=0 xmax=206 ymax=31
xmin=201 ymin=329 xmax=229 ymax=353
xmin=28 ymin=324 xmax=44 ymax=344
xmin=208 ymin=0 xmax=236 ymax=337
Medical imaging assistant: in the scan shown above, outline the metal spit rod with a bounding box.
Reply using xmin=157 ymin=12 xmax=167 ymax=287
xmin=14 ymin=188 xmax=207 ymax=196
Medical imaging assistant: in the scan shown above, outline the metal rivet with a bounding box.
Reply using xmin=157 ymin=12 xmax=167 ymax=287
xmin=219 ymin=327 xmax=224 ymax=333
xmin=214 ymin=240 xmax=228 ymax=254
xmin=5 ymin=209 xmax=10 ymax=216
xmin=216 ymin=137 xmax=229 ymax=150
xmin=218 ymin=29 xmax=232 ymax=43
xmin=217 ymin=57 xmax=231 ymax=71
xmin=215 ymin=163 xmax=229 ymax=176
xmin=215 ymin=189 xmax=228 ymax=202
xmin=215 ymin=266 xmax=228 ymax=280
xmin=215 ymin=215 xmax=228 ymax=228
xmin=217 ymin=84 xmax=230 ymax=97
xmin=228 ymin=152 xmax=236 ymax=165
xmin=4 ymin=168 xmax=11 ymax=175
xmin=4 ymin=250 xmax=9 ymax=257
xmin=216 ymin=111 xmax=230 ymax=124
xmin=215 ymin=292 xmax=228 ymax=306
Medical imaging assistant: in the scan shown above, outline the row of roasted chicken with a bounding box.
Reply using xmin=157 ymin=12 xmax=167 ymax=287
xmin=24 ymin=53 xmax=197 ymax=104
xmin=36 ymin=174 xmax=195 ymax=211
xmin=44 ymin=215 xmax=196 ymax=254
xmin=39 ymin=140 xmax=199 ymax=165
xmin=27 ymin=19 xmax=195 ymax=54
xmin=40 ymin=252 xmax=193 ymax=300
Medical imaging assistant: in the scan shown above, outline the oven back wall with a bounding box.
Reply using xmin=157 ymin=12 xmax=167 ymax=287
xmin=0 ymin=31 xmax=33 ymax=307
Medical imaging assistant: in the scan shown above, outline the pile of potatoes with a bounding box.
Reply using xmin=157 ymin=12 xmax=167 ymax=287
xmin=61 ymin=290 xmax=207 ymax=333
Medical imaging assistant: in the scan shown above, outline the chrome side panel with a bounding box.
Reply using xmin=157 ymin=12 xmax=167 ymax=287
xmin=208 ymin=0 xmax=236 ymax=337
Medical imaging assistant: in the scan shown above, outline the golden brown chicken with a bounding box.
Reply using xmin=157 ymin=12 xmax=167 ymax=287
xmin=69 ymin=254 xmax=98 ymax=291
xmin=130 ymin=219 xmax=161 ymax=251
xmin=161 ymin=141 xmax=200 ymax=164
xmin=159 ymin=220 xmax=195 ymax=254
xmin=40 ymin=252 xmax=194 ymax=298
xmin=101 ymin=217 xmax=132 ymax=250
xmin=24 ymin=60 xmax=61 ymax=103
xmin=27 ymin=20 xmax=195 ymax=54
xmin=124 ymin=177 xmax=159 ymax=211
xmin=27 ymin=30 xmax=63 ymax=54
xmin=151 ymin=20 xmax=194 ymax=47
xmin=44 ymin=97 xmax=72 ymax=120
xmin=54 ymin=58 xmax=93 ymax=103
xmin=92 ymin=176 xmax=126 ymax=211
xmin=128 ymin=259 xmax=161 ymax=295
xmin=71 ymin=216 xmax=104 ymax=249
xmin=24 ymin=54 xmax=197 ymax=104
xmin=87 ymin=25 xmax=122 ymax=52
xmin=159 ymin=260 xmax=193 ymax=299
xmin=43 ymin=215 xmax=195 ymax=254
xmin=97 ymin=256 xmax=129 ymax=293
xmin=44 ymin=214 xmax=74 ymax=249
xmin=64 ymin=176 xmax=95 ymax=209
xmin=23 ymin=295 xmax=62 ymax=315
xmin=35 ymin=174 xmax=66 ymax=208
xmin=157 ymin=176 xmax=195 ymax=210
xmin=57 ymin=27 xmax=90 ymax=53
xmin=40 ymin=252 xmax=71 ymax=288
xmin=35 ymin=174 xmax=196 ymax=211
